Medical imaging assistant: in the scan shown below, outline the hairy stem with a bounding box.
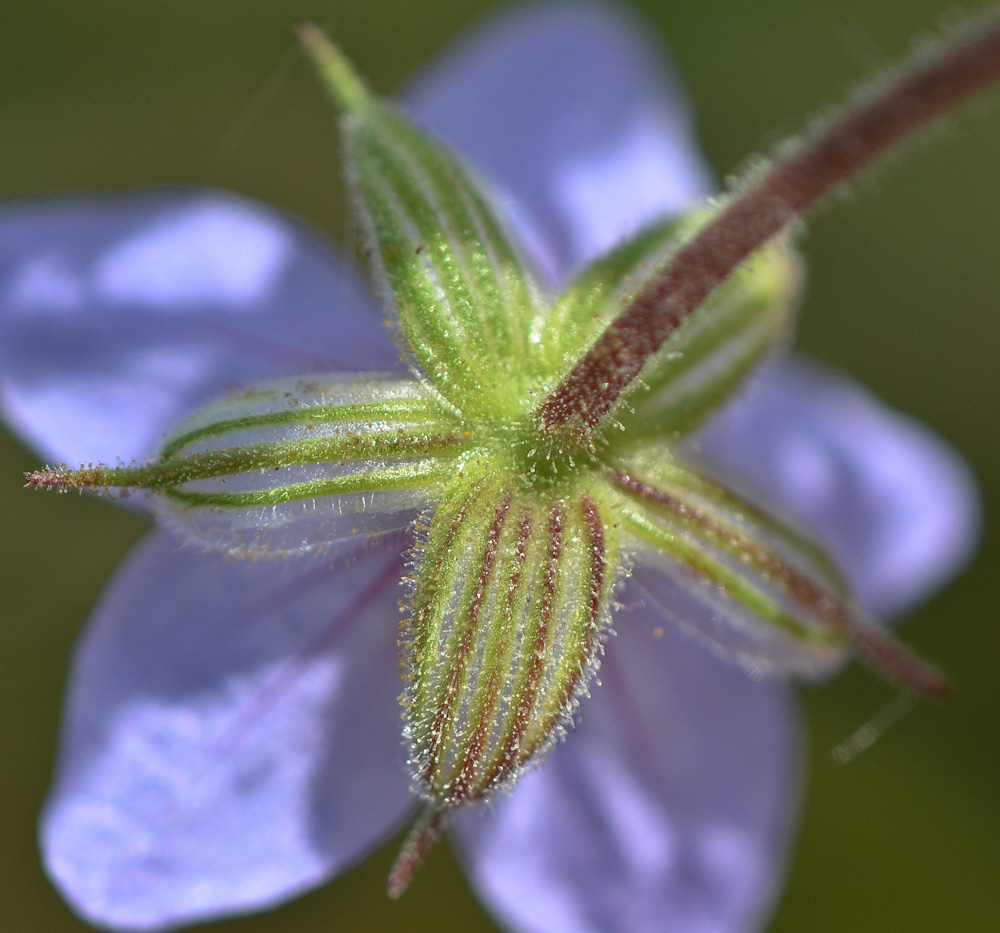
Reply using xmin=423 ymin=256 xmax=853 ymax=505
xmin=539 ymin=12 xmax=1000 ymax=437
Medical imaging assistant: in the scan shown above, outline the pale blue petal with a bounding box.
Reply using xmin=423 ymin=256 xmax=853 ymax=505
xmin=693 ymin=356 xmax=980 ymax=618
xmin=406 ymin=1 xmax=713 ymax=285
xmin=0 ymin=190 xmax=400 ymax=467
xmin=41 ymin=532 xmax=411 ymax=931
xmin=455 ymin=605 xmax=800 ymax=933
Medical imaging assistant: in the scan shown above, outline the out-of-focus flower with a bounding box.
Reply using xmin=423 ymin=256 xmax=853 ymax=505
xmin=0 ymin=4 xmax=978 ymax=932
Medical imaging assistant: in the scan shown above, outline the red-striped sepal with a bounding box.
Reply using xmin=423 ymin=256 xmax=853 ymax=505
xmin=402 ymin=470 xmax=619 ymax=810
xmin=604 ymin=447 xmax=949 ymax=694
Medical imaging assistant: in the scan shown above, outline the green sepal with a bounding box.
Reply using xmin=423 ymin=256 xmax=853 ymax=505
xmin=37 ymin=375 xmax=465 ymax=558
xmin=618 ymin=234 xmax=802 ymax=440
xmin=153 ymin=375 xmax=465 ymax=556
xmin=540 ymin=210 xmax=801 ymax=446
xmin=537 ymin=215 xmax=688 ymax=379
xmin=301 ymin=27 xmax=545 ymax=416
xmin=601 ymin=444 xmax=946 ymax=691
xmin=603 ymin=444 xmax=853 ymax=676
xmin=343 ymin=109 xmax=543 ymax=417
xmin=403 ymin=466 xmax=619 ymax=807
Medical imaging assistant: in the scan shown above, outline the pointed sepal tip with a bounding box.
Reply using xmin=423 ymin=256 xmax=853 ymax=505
xmin=387 ymin=805 xmax=449 ymax=899
xmin=296 ymin=22 xmax=369 ymax=111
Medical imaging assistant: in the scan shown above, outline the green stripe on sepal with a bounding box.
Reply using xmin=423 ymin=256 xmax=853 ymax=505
xmin=39 ymin=375 xmax=463 ymax=558
xmin=344 ymin=103 xmax=543 ymax=416
xmin=540 ymin=208 xmax=800 ymax=444
xmin=537 ymin=215 xmax=688 ymax=380
xmin=603 ymin=448 xmax=949 ymax=694
xmin=403 ymin=468 xmax=619 ymax=808
xmin=604 ymin=448 xmax=854 ymax=676
xmin=152 ymin=375 xmax=463 ymax=557
xmin=617 ymin=235 xmax=801 ymax=441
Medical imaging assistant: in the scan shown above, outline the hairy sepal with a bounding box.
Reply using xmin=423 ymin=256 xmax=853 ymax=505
xmin=344 ymin=100 xmax=544 ymax=418
xmin=403 ymin=468 xmax=619 ymax=810
xmin=604 ymin=446 xmax=855 ymax=679
xmin=138 ymin=375 xmax=463 ymax=558
xmin=539 ymin=211 xmax=801 ymax=443
xmin=618 ymin=234 xmax=801 ymax=440
xmin=603 ymin=446 xmax=948 ymax=694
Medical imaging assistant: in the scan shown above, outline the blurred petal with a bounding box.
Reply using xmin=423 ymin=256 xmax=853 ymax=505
xmin=406 ymin=2 xmax=713 ymax=285
xmin=41 ymin=532 xmax=411 ymax=931
xmin=455 ymin=605 xmax=800 ymax=933
xmin=0 ymin=190 xmax=400 ymax=466
xmin=694 ymin=356 xmax=980 ymax=618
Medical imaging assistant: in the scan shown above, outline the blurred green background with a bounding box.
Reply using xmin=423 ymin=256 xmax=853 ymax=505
xmin=1 ymin=1 xmax=997 ymax=930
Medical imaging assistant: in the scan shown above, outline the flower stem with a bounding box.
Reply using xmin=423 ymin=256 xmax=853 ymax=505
xmin=539 ymin=12 xmax=1000 ymax=439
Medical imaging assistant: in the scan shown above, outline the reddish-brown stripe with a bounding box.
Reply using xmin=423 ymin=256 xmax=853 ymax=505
xmin=408 ymin=500 xmax=468 ymax=675
xmin=580 ymin=495 xmax=607 ymax=635
xmin=539 ymin=495 xmax=607 ymax=727
xmin=426 ymin=493 xmax=510 ymax=788
xmin=485 ymin=504 xmax=563 ymax=786
xmin=612 ymin=470 xmax=949 ymax=695
xmin=539 ymin=16 xmax=1000 ymax=436
xmin=454 ymin=506 xmax=533 ymax=799
xmin=613 ymin=468 xmax=849 ymax=616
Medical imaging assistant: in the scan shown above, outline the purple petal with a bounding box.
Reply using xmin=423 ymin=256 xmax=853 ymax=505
xmin=406 ymin=2 xmax=713 ymax=286
xmin=455 ymin=604 xmax=800 ymax=933
xmin=0 ymin=190 xmax=400 ymax=467
xmin=41 ymin=532 xmax=412 ymax=931
xmin=693 ymin=356 xmax=980 ymax=618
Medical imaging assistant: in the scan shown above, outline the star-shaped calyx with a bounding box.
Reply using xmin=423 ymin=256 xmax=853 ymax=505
xmin=28 ymin=25 xmax=951 ymax=895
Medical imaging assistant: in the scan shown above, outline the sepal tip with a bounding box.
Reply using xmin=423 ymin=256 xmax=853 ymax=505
xmin=296 ymin=22 xmax=369 ymax=111
xmin=387 ymin=805 xmax=449 ymax=899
